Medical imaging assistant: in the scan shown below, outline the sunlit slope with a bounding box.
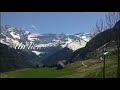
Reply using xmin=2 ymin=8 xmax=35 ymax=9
xmin=0 ymin=52 xmax=117 ymax=78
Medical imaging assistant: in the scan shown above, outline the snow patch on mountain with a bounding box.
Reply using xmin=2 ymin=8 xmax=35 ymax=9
xmin=0 ymin=39 xmax=9 ymax=46
xmin=28 ymin=33 xmax=40 ymax=41
xmin=10 ymin=32 xmax=20 ymax=39
xmin=52 ymin=39 xmax=60 ymax=42
xmin=11 ymin=39 xmax=18 ymax=44
xmin=32 ymin=50 xmax=44 ymax=56
xmin=60 ymin=38 xmax=72 ymax=48
xmin=36 ymin=42 xmax=58 ymax=48
xmin=81 ymin=36 xmax=91 ymax=42
xmin=67 ymin=38 xmax=88 ymax=51
xmin=66 ymin=38 xmax=73 ymax=43
xmin=8 ymin=27 xmax=15 ymax=32
xmin=67 ymin=41 xmax=81 ymax=51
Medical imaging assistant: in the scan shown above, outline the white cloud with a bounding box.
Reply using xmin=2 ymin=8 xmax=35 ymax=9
xmin=31 ymin=25 xmax=38 ymax=31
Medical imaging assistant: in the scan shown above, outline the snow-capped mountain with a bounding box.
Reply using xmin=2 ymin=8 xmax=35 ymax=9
xmin=0 ymin=25 xmax=92 ymax=60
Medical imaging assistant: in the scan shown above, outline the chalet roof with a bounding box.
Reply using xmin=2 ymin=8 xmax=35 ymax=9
xmin=57 ymin=61 xmax=64 ymax=67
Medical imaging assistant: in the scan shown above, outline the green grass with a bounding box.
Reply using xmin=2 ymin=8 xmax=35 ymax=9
xmin=57 ymin=53 xmax=117 ymax=78
xmin=84 ymin=55 xmax=117 ymax=78
xmin=0 ymin=65 xmax=76 ymax=78
xmin=0 ymin=53 xmax=118 ymax=78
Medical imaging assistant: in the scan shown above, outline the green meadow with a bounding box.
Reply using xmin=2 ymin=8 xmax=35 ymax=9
xmin=0 ymin=53 xmax=117 ymax=78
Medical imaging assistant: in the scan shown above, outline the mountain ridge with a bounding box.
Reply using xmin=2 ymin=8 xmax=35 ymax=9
xmin=0 ymin=25 xmax=92 ymax=61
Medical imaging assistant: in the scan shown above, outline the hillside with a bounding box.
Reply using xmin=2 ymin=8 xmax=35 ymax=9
xmin=43 ymin=47 xmax=73 ymax=65
xmin=0 ymin=43 xmax=34 ymax=72
xmin=0 ymin=51 xmax=117 ymax=78
xmin=70 ymin=20 xmax=120 ymax=62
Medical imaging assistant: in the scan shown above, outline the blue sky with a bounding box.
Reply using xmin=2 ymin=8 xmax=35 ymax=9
xmin=1 ymin=12 xmax=108 ymax=34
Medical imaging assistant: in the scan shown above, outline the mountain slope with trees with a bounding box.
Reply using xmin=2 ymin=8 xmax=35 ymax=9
xmin=0 ymin=43 xmax=34 ymax=72
xmin=70 ymin=19 xmax=120 ymax=62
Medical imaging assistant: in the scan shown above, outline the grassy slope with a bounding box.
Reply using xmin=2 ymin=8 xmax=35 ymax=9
xmin=0 ymin=53 xmax=117 ymax=78
xmin=0 ymin=66 xmax=75 ymax=78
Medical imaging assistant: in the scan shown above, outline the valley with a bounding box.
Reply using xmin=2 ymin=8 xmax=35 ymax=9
xmin=0 ymin=52 xmax=117 ymax=78
xmin=0 ymin=12 xmax=120 ymax=78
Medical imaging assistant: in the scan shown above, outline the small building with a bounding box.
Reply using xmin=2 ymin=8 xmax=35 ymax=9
xmin=35 ymin=64 xmax=39 ymax=68
xmin=57 ymin=61 xmax=65 ymax=70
